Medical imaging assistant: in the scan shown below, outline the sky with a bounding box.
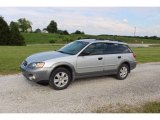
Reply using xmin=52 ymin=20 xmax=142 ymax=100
xmin=0 ymin=7 xmax=160 ymax=36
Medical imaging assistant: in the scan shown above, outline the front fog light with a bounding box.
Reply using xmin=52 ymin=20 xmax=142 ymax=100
xmin=28 ymin=74 xmax=36 ymax=80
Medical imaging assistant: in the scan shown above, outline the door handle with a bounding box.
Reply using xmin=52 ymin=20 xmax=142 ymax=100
xmin=118 ymin=56 xmax=121 ymax=59
xmin=98 ymin=57 xmax=103 ymax=60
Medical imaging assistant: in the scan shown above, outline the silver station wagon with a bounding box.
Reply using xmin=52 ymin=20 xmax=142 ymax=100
xmin=21 ymin=39 xmax=136 ymax=90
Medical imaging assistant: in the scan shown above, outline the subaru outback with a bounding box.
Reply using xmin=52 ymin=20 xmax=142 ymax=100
xmin=20 ymin=39 xmax=136 ymax=90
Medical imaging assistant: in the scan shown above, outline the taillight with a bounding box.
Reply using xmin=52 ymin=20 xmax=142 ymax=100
xmin=133 ymin=53 xmax=136 ymax=59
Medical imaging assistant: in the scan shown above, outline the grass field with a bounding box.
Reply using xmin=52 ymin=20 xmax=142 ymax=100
xmin=132 ymin=47 xmax=160 ymax=63
xmin=94 ymin=102 xmax=160 ymax=113
xmin=22 ymin=33 xmax=160 ymax=44
xmin=0 ymin=45 xmax=160 ymax=75
xmin=0 ymin=45 xmax=61 ymax=75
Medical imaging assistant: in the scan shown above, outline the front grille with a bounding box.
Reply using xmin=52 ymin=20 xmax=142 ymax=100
xmin=23 ymin=60 xmax=28 ymax=66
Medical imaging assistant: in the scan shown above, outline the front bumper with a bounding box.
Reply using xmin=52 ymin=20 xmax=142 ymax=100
xmin=20 ymin=65 xmax=52 ymax=82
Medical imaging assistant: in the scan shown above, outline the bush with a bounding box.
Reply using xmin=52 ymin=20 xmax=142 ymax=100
xmin=34 ymin=28 xmax=41 ymax=33
xmin=57 ymin=30 xmax=69 ymax=35
xmin=72 ymin=30 xmax=85 ymax=35
xmin=62 ymin=37 xmax=72 ymax=43
xmin=77 ymin=37 xmax=82 ymax=40
xmin=58 ymin=35 xmax=63 ymax=39
xmin=49 ymin=40 xmax=56 ymax=44
xmin=62 ymin=30 xmax=69 ymax=35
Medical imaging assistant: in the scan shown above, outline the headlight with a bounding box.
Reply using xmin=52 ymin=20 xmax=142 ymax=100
xmin=28 ymin=62 xmax=45 ymax=69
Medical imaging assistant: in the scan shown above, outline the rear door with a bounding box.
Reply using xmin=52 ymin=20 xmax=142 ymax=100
xmin=103 ymin=43 xmax=123 ymax=71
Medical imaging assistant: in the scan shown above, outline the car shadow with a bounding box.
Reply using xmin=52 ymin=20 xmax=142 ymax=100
xmin=73 ymin=75 xmax=115 ymax=83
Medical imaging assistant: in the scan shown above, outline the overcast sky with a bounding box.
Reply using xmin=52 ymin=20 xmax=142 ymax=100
xmin=0 ymin=7 xmax=160 ymax=36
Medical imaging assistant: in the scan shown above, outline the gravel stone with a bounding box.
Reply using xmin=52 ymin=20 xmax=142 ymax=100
xmin=0 ymin=62 xmax=160 ymax=113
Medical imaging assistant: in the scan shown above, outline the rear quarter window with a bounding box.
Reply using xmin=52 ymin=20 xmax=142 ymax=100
xmin=118 ymin=44 xmax=132 ymax=53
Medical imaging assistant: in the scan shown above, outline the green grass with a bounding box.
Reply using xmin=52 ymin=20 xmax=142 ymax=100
xmin=132 ymin=47 xmax=160 ymax=63
xmin=0 ymin=45 xmax=159 ymax=75
xmin=22 ymin=33 xmax=94 ymax=44
xmin=93 ymin=102 xmax=160 ymax=113
xmin=22 ymin=33 xmax=67 ymax=44
xmin=22 ymin=33 xmax=160 ymax=44
xmin=142 ymin=102 xmax=160 ymax=113
xmin=0 ymin=45 xmax=62 ymax=75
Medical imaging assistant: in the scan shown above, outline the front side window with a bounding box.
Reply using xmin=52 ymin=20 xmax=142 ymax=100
xmin=58 ymin=41 xmax=89 ymax=55
xmin=80 ymin=43 xmax=104 ymax=56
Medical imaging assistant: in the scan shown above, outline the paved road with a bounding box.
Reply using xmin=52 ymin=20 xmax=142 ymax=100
xmin=0 ymin=62 xmax=160 ymax=113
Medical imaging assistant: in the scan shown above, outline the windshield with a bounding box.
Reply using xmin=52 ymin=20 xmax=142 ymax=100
xmin=58 ymin=41 xmax=89 ymax=55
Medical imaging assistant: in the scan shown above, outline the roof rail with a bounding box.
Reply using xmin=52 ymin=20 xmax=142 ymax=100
xmin=108 ymin=39 xmax=124 ymax=42
xmin=96 ymin=39 xmax=124 ymax=43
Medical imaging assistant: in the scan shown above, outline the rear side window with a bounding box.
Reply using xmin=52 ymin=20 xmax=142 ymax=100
xmin=118 ymin=44 xmax=132 ymax=53
xmin=104 ymin=43 xmax=131 ymax=54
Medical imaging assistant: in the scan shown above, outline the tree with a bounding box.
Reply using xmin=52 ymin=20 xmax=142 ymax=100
xmin=18 ymin=18 xmax=32 ymax=32
xmin=10 ymin=21 xmax=26 ymax=46
xmin=144 ymin=36 xmax=148 ymax=39
xmin=72 ymin=30 xmax=84 ymax=34
xmin=63 ymin=30 xmax=69 ymax=35
xmin=150 ymin=35 xmax=158 ymax=39
xmin=47 ymin=20 xmax=58 ymax=33
xmin=0 ymin=17 xmax=11 ymax=45
xmin=34 ymin=28 xmax=41 ymax=33
xmin=57 ymin=30 xmax=69 ymax=35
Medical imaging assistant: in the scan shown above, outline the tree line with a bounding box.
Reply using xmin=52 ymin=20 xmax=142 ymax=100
xmin=35 ymin=20 xmax=85 ymax=35
xmin=0 ymin=17 xmax=25 ymax=46
xmin=0 ymin=17 xmax=85 ymax=46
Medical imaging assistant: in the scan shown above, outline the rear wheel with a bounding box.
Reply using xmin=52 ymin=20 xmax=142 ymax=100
xmin=116 ymin=63 xmax=129 ymax=80
xmin=49 ymin=67 xmax=72 ymax=90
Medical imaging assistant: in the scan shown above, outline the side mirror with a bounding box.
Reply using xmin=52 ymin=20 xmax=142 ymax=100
xmin=79 ymin=51 xmax=90 ymax=56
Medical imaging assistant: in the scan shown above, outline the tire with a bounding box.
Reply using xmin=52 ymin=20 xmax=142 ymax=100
xmin=49 ymin=67 xmax=72 ymax=90
xmin=116 ymin=63 xmax=129 ymax=80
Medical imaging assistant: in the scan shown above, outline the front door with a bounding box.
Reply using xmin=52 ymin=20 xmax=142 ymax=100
xmin=76 ymin=43 xmax=104 ymax=73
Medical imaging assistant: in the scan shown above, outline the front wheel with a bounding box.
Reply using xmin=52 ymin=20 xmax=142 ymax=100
xmin=49 ymin=67 xmax=72 ymax=90
xmin=116 ymin=64 xmax=129 ymax=80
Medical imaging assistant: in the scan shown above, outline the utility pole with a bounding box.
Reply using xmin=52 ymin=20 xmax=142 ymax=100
xmin=134 ymin=26 xmax=136 ymax=37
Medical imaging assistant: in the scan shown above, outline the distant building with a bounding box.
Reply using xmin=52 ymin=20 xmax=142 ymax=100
xmin=42 ymin=30 xmax=48 ymax=33
xmin=27 ymin=26 xmax=32 ymax=32
xmin=19 ymin=25 xmax=32 ymax=32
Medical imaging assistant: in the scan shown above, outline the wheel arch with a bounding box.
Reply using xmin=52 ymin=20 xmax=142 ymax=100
xmin=118 ymin=61 xmax=131 ymax=73
xmin=50 ymin=62 xmax=76 ymax=81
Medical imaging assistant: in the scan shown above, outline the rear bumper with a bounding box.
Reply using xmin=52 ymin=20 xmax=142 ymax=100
xmin=20 ymin=65 xmax=52 ymax=82
xmin=130 ymin=61 xmax=137 ymax=70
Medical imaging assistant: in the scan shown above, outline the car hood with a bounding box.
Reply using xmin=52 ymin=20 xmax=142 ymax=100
xmin=26 ymin=51 xmax=70 ymax=64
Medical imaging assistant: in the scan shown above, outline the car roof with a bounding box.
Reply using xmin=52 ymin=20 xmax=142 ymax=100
xmin=77 ymin=39 xmax=127 ymax=45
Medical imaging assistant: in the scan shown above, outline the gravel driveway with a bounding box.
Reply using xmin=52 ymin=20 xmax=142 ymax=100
xmin=0 ymin=62 xmax=160 ymax=113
